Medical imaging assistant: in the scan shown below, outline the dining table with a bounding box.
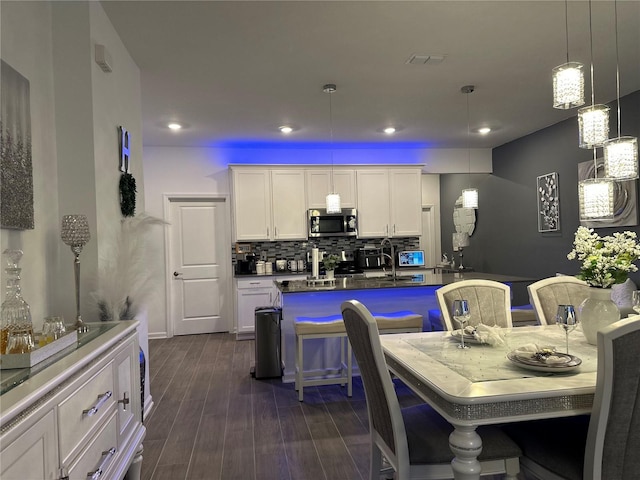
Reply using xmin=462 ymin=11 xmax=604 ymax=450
xmin=380 ymin=325 xmax=598 ymax=480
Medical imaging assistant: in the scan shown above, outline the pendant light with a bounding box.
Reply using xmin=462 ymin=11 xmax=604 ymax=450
xmin=552 ymin=0 xmax=585 ymax=109
xmin=461 ymin=85 xmax=478 ymax=209
xmin=323 ymin=84 xmax=341 ymax=213
xmin=579 ymin=150 xmax=615 ymax=221
xmin=578 ymin=0 xmax=610 ymax=149
xmin=603 ymin=0 xmax=638 ymax=180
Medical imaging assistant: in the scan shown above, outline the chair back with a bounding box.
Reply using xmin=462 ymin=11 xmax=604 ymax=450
xmin=527 ymin=276 xmax=587 ymax=325
xmin=584 ymin=314 xmax=640 ymax=479
xmin=436 ymin=279 xmax=512 ymax=331
xmin=341 ymin=300 xmax=409 ymax=473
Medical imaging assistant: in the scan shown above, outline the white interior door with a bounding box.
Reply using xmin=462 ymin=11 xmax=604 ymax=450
xmin=169 ymin=198 xmax=230 ymax=335
xmin=420 ymin=206 xmax=437 ymax=268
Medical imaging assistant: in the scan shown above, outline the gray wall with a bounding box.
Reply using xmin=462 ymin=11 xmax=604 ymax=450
xmin=441 ymin=90 xmax=640 ymax=304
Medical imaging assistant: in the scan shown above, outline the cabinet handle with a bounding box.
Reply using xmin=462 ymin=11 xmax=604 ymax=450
xmin=249 ymin=282 xmax=261 ymax=285
xmin=393 ymin=224 xmax=396 ymax=234
xmin=118 ymin=392 xmax=130 ymax=411
xmin=267 ymin=227 xmax=269 ymax=238
xmin=83 ymin=391 xmax=113 ymax=417
xmin=87 ymin=447 xmax=117 ymax=480
xmin=269 ymin=292 xmax=272 ymax=303
xmin=274 ymin=226 xmax=278 ymax=238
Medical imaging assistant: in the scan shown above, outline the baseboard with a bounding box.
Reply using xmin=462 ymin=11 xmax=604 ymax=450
xmin=148 ymin=332 xmax=168 ymax=340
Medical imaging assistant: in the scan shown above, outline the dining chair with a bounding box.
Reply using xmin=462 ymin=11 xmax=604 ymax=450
xmin=340 ymin=299 xmax=522 ymax=480
xmin=527 ymin=276 xmax=587 ymax=325
xmin=502 ymin=314 xmax=640 ymax=480
xmin=435 ymin=279 xmax=513 ymax=331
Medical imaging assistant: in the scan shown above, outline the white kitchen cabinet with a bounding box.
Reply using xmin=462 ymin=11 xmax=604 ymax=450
xmin=236 ymin=278 xmax=275 ymax=339
xmin=231 ymin=168 xmax=272 ymax=241
xmin=270 ymin=169 xmax=307 ymax=240
xmin=231 ymin=167 xmax=306 ymax=241
xmin=305 ymin=168 xmax=356 ymax=209
xmin=235 ymin=275 xmax=301 ymax=339
xmin=356 ymin=167 xmax=421 ymax=238
xmin=0 ymin=321 xmax=144 ymax=480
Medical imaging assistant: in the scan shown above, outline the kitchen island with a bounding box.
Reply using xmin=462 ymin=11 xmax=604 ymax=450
xmin=275 ymin=271 xmax=534 ymax=383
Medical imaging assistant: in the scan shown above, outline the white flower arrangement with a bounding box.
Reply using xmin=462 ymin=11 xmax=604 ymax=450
xmin=567 ymin=226 xmax=640 ymax=288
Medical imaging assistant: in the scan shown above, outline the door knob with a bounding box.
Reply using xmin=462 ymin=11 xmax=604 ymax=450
xmin=173 ymin=271 xmax=182 ymax=277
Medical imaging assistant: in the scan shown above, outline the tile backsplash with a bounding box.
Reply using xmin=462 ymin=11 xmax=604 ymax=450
xmin=232 ymin=237 xmax=420 ymax=263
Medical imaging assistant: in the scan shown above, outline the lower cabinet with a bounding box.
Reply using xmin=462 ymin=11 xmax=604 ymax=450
xmin=0 ymin=322 xmax=145 ymax=480
xmin=236 ymin=278 xmax=276 ymax=339
xmin=235 ymin=275 xmax=300 ymax=339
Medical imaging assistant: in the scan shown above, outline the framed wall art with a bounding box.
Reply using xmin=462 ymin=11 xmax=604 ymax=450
xmin=537 ymin=172 xmax=560 ymax=232
xmin=578 ymin=158 xmax=638 ymax=228
xmin=1 ymin=60 xmax=34 ymax=229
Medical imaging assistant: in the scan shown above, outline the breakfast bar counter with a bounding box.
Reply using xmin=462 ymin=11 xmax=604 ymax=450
xmin=275 ymin=271 xmax=535 ymax=383
xmin=276 ymin=271 xmax=534 ymax=294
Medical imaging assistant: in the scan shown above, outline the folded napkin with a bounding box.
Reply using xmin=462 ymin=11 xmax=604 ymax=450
xmin=456 ymin=324 xmax=506 ymax=346
xmin=513 ymin=344 xmax=568 ymax=364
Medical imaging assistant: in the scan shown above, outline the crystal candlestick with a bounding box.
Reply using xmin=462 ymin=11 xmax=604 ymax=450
xmin=61 ymin=215 xmax=91 ymax=332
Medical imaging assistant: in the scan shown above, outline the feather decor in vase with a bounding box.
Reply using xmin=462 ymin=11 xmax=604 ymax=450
xmin=92 ymin=213 xmax=167 ymax=321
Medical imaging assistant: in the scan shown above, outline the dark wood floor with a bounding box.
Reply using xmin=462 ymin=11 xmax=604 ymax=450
xmin=141 ymin=333 xmax=522 ymax=480
xmin=141 ymin=332 xmax=425 ymax=480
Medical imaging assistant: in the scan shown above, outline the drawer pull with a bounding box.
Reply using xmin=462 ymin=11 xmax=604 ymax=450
xmin=87 ymin=447 xmax=116 ymax=480
xmin=83 ymin=391 xmax=113 ymax=417
xmin=118 ymin=392 xmax=130 ymax=410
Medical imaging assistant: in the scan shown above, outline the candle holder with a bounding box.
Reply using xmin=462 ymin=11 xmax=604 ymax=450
xmin=61 ymin=215 xmax=91 ymax=332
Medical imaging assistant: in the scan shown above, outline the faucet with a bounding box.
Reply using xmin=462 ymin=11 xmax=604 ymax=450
xmin=380 ymin=237 xmax=396 ymax=279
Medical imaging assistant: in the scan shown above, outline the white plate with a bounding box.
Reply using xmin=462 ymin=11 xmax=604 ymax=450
xmin=450 ymin=330 xmax=486 ymax=345
xmin=507 ymin=351 xmax=582 ymax=373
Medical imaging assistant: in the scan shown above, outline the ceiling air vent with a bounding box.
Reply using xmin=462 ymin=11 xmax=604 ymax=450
xmin=406 ymin=54 xmax=445 ymax=65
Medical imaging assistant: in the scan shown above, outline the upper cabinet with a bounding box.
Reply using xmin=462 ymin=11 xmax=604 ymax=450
xmin=305 ymin=168 xmax=356 ymax=209
xmin=357 ymin=167 xmax=422 ymax=238
xmin=231 ymin=167 xmax=306 ymax=241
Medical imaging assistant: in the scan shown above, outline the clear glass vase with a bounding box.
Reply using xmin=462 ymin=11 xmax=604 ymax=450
xmin=578 ymin=287 xmax=620 ymax=345
xmin=1 ymin=250 xmax=34 ymax=354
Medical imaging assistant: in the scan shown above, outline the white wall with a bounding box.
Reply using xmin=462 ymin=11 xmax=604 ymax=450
xmin=1 ymin=2 xmax=59 ymax=328
xmin=143 ymin=147 xmax=230 ymax=336
xmin=2 ymin=0 xmax=149 ymax=411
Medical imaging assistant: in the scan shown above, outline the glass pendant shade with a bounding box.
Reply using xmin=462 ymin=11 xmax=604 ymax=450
xmin=462 ymin=188 xmax=478 ymax=209
xmin=578 ymin=104 xmax=610 ymax=148
xmin=325 ymin=193 xmax=341 ymax=214
xmin=604 ymin=136 xmax=639 ymax=180
xmin=578 ymin=178 xmax=615 ymax=220
xmin=552 ymin=62 xmax=585 ymax=109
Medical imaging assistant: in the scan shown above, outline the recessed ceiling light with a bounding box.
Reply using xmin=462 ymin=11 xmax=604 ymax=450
xmin=167 ymin=123 xmax=182 ymax=130
xmin=477 ymin=127 xmax=491 ymax=135
xmin=279 ymin=125 xmax=294 ymax=134
xmin=383 ymin=127 xmax=397 ymax=135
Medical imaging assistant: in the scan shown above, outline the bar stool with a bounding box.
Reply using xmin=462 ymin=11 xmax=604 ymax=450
xmin=371 ymin=310 xmax=423 ymax=333
xmin=294 ymin=315 xmax=352 ymax=402
xmin=294 ymin=310 xmax=423 ymax=401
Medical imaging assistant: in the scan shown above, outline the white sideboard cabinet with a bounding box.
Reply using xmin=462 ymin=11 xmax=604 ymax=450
xmin=0 ymin=321 xmax=145 ymax=480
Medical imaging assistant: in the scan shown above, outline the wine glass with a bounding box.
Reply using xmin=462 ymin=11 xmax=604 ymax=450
xmin=556 ymin=305 xmax=578 ymax=354
xmin=632 ymin=291 xmax=640 ymax=315
xmin=452 ymin=299 xmax=471 ymax=349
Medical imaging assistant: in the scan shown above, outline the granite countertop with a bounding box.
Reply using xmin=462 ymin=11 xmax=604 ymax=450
xmin=276 ymin=271 xmax=535 ymax=293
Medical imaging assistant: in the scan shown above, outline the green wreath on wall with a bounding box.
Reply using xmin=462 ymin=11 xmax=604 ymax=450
xmin=119 ymin=172 xmax=137 ymax=217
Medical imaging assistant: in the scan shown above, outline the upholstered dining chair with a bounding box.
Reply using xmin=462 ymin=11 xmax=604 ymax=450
xmin=340 ymin=299 xmax=522 ymax=480
xmin=527 ymin=276 xmax=588 ymax=325
xmin=503 ymin=314 xmax=640 ymax=479
xmin=436 ymin=279 xmax=513 ymax=331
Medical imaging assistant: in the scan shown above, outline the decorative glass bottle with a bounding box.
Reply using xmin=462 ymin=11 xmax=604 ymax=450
xmin=1 ymin=249 xmax=34 ymax=354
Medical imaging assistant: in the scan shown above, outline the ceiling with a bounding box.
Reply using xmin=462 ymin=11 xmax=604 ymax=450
xmin=101 ymin=0 xmax=640 ymax=150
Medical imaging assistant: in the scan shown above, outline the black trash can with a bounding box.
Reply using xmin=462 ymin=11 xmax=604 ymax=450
xmin=253 ymin=307 xmax=282 ymax=379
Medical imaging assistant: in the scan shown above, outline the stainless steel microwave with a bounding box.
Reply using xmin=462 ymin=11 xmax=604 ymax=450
xmin=308 ymin=209 xmax=357 ymax=238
